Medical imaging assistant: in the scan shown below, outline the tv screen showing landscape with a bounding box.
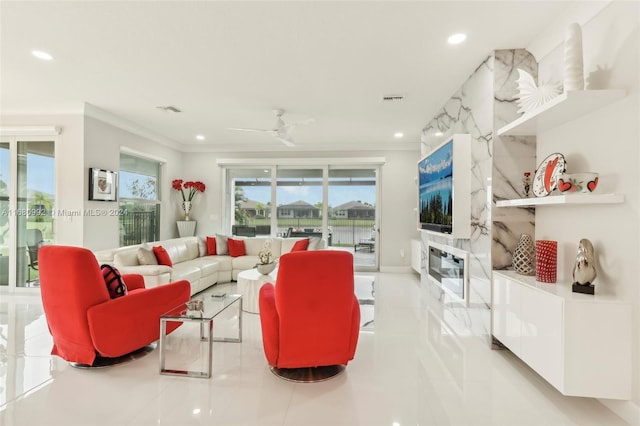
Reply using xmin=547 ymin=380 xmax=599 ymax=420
xmin=418 ymin=140 xmax=453 ymax=233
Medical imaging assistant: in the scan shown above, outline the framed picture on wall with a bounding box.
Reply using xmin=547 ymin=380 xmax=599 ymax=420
xmin=89 ymin=168 xmax=118 ymax=201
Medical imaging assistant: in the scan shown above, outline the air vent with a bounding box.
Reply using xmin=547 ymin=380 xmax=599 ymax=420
xmin=381 ymin=95 xmax=404 ymax=103
xmin=156 ymin=105 xmax=182 ymax=113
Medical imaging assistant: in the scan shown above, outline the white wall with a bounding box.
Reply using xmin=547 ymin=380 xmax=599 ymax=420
xmin=183 ymin=149 xmax=419 ymax=270
xmin=83 ymin=115 xmax=185 ymax=250
xmin=531 ymin=0 xmax=639 ymax=418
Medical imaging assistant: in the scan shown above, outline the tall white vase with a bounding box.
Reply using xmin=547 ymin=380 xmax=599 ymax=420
xmin=564 ymin=23 xmax=584 ymax=92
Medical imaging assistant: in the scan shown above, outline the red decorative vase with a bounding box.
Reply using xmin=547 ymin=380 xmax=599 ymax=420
xmin=535 ymin=240 xmax=557 ymax=283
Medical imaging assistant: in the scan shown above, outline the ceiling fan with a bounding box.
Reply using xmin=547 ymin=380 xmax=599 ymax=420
xmin=228 ymin=109 xmax=314 ymax=147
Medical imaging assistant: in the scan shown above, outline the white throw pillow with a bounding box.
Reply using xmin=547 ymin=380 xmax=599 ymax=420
xmin=197 ymin=236 xmax=207 ymax=257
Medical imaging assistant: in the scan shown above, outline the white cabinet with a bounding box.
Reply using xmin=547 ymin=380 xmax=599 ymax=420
xmin=492 ymin=271 xmax=631 ymax=400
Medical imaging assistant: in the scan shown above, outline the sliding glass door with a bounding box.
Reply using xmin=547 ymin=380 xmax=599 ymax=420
xmin=0 ymin=136 xmax=56 ymax=291
xmin=328 ymin=168 xmax=377 ymax=269
xmin=275 ymin=168 xmax=326 ymax=241
xmin=224 ymin=162 xmax=379 ymax=271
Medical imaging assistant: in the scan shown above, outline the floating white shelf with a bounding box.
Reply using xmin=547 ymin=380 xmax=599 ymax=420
xmin=497 ymin=89 xmax=626 ymax=136
xmin=496 ymin=193 xmax=624 ymax=207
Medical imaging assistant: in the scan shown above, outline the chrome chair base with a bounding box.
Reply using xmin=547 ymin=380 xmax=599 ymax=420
xmin=270 ymin=365 xmax=345 ymax=383
xmin=70 ymin=343 xmax=156 ymax=368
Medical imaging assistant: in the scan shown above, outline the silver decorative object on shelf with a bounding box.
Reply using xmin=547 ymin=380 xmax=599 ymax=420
xmin=572 ymin=238 xmax=596 ymax=295
xmin=515 ymin=69 xmax=562 ymax=114
xmin=513 ymin=233 xmax=535 ymax=276
xmin=564 ymin=23 xmax=585 ymax=92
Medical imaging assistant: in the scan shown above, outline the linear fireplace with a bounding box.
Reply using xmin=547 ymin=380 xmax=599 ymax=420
xmin=427 ymin=241 xmax=469 ymax=305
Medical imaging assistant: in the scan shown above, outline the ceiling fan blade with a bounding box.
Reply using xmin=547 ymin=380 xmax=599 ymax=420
xmin=278 ymin=136 xmax=296 ymax=147
xmin=282 ymin=118 xmax=314 ymax=133
xmin=293 ymin=118 xmax=315 ymax=126
xmin=228 ymin=127 xmax=274 ymax=133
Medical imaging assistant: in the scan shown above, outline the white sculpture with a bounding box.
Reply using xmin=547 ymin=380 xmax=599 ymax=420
xmin=515 ymin=69 xmax=562 ymax=114
xmin=564 ymin=23 xmax=585 ymax=91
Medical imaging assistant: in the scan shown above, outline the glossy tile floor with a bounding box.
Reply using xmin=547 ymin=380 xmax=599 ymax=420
xmin=0 ymin=272 xmax=629 ymax=425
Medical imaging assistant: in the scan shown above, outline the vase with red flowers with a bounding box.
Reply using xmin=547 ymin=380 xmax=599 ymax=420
xmin=172 ymin=179 xmax=206 ymax=220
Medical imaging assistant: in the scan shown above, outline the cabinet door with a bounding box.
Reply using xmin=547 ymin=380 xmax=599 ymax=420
xmin=492 ymin=274 xmax=522 ymax=356
xmin=520 ymin=286 xmax=563 ymax=390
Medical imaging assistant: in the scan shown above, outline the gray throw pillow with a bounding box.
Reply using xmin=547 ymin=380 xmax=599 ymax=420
xmin=137 ymin=246 xmax=158 ymax=265
xmin=216 ymin=234 xmax=229 ymax=255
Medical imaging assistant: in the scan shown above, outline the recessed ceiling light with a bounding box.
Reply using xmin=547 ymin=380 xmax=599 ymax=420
xmin=447 ymin=33 xmax=467 ymax=45
xmin=31 ymin=50 xmax=53 ymax=61
xmin=434 ymin=131 xmax=443 ymax=137
xmin=196 ymin=134 xmax=205 ymax=141
xmin=394 ymin=132 xmax=404 ymax=138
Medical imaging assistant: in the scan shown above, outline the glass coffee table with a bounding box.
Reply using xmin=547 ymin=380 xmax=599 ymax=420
xmin=159 ymin=293 xmax=242 ymax=378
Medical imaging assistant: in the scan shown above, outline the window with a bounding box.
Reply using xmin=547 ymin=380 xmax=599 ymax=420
xmin=118 ymin=153 xmax=161 ymax=246
xmin=222 ymin=160 xmax=381 ymax=271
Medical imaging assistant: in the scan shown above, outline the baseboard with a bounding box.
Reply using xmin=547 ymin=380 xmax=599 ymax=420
xmin=599 ymin=398 xmax=640 ymax=424
xmin=379 ymin=266 xmax=414 ymax=274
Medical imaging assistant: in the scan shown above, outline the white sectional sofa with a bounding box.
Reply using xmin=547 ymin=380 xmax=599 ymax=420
xmin=93 ymin=235 xmax=324 ymax=295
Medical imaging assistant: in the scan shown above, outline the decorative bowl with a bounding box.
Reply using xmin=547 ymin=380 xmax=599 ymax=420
xmin=256 ymin=262 xmax=276 ymax=275
xmin=557 ymin=173 xmax=599 ymax=194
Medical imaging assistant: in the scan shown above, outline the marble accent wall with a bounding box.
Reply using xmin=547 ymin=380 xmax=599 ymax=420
xmin=419 ymin=49 xmax=537 ymax=344
xmin=491 ymin=49 xmax=538 ymax=270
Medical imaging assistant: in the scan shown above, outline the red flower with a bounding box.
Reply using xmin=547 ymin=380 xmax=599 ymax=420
xmin=172 ymin=179 xmax=206 ymax=202
xmin=171 ymin=179 xmax=184 ymax=191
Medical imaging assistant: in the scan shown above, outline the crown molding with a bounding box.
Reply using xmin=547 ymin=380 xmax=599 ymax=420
xmin=83 ymin=103 xmax=187 ymax=152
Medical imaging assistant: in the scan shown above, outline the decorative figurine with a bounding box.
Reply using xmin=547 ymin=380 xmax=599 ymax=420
xmin=522 ymin=172 xmax=532 ymax=198
xmin=564 ymin=23 xmax=585 ymax=92
xmin=572 ymin=238 xmax=596 ymax=295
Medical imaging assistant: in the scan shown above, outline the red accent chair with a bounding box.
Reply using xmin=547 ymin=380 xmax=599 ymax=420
xmin=39 ymin=245 xmax=190 ymax=366
xmin=259 ymin=250 xmax=360 ymax=373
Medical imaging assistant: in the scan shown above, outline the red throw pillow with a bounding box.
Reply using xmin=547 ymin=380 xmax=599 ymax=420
xmin=101 ymin=264 xmax=128 ymax=299
xmin=291 ymin=238 xmax=310 ymax=251
xmin=227 ymin=238 xmax=246 ymax=257
xmin=206 ymin=236 xmax=217 ymax=255
xmin=152 ymin=245 xmax=173 ymax=266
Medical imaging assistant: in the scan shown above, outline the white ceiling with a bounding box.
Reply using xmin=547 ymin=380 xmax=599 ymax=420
xmin=1 ymin=1 xmax=576 ymax=153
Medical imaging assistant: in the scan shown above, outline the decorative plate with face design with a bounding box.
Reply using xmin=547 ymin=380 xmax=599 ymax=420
xmin=533 ymin=153 xmax=567 ymax=197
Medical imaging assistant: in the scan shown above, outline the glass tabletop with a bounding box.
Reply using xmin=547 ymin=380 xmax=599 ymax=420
xmin=162 ymin=293 xmax=242 ymax=321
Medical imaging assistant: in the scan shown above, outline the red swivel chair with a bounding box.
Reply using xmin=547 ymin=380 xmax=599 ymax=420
xmin=39 ymin=245 xmax=190 ymax=367
xmin=259 ymin=250 xmax=360 ymax=381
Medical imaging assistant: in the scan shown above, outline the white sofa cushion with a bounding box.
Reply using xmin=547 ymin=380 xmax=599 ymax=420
xmin=189 ymin=257 xmax=220 ymax=276
xmin=171 ymin=262 xmax=201 ymax=283
xmin=114 ymin=250 xmax=140 ymax=267
xmin=244 ymin=237 xmax=272 ymax=256
xmin=232 ymin=256 xmax=260 ymax=272
xmin=160 ymin=237 xmax=199 ymax=264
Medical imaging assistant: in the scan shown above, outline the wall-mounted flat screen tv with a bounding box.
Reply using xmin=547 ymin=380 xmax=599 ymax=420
xmin=418 ymin=134 xmax=471 ymax=239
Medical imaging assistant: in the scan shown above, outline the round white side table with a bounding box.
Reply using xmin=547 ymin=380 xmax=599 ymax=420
xmin=236 ymin=268 xmax=277 ymax=314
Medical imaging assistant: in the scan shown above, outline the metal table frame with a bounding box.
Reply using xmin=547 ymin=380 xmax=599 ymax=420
xmin=159 ymin=294 xmax=242 ymax=378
